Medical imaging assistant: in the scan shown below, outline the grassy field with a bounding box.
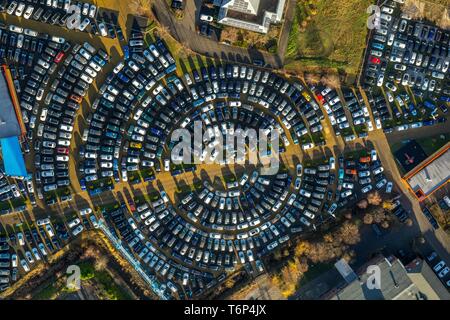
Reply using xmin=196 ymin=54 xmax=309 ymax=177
xmin=32 ymin=261 xmax=133 ymax=300
xmin=285 ymin=0 xmax=373 ymax=76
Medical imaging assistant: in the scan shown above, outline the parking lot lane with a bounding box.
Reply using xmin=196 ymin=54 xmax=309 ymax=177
xmin=368 ymin=130 xmax=450 ymax=266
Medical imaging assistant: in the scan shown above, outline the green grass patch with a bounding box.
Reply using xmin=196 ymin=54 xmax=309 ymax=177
xmin=78 ymin=261 xmax=132 ymax=300
xmin=285 ymin=0 xmax=372 ymax=75
xmin=33 ymin=278 xmax=62 ymax=300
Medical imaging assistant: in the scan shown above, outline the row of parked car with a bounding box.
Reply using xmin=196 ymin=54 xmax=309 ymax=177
xmin=363 ymin=0 xmax=449 ymax=133
xmin=104 ymin=150 xmax=397 ymax=298
xmin=426 ymin=251 xmax=450 ymax=288
xmin=7 ymin=23 xmax=110 ymax=199
xmin=1 ymin=0 xmax=125 ymax=39
xmin=101 ymin=201 xmax=216 ymax=299
xmin=0 ymin=216 xmax=72 ymax=291
xmin=0 ymin=169 xmax=29 ymax=214
xmin=79 ymin=36 xmax=176 ymax=187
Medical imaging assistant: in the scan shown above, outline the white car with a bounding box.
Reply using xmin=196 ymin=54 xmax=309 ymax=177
xmin=386 ymin=182 xmax=393 ymax=193
xmin=377 ymin=74 xmax=384 ymax=87
xmin=302 ymin=143 xmax=315 ymax=150
xmin=72 ymin=225 xmax=84 ymax=236
xmin=51 ymin=36 xmax=65 ymax=44
xmin=21 ymin=259 xmax=30 ymax=272
xmin=200 ymin=14 xmax=213 ymax=22
xmin=375 ymin=117 xmax=382 ymax=129
xmin=343 ymin=182 xmax=354 ymax=189
xmin=114 ymin=61 xmax=125 ymax=74
xmin=371 ymin=149 xmax=377 ymax=161
xmin=88 ymin=4 xmax=97 ymax=18
xmin=362 ymin=184 xmax=373 ymax=194
xmin=80 ymin=208 xmax=92 ymax=216
xmin=164 ymin=159 xmax=170 ymax=172
xmin=23 ymin=5 xmax=34 ymax=19
xmin=296 ymin=164 xmax=303 ymax=176
xmin=98 ymin=23 xmax=108 ymax=37
xmin=9 ymin=25 xmax=24 ymax=34
xmin=15 ymin=2 xmax=25 ymax=16
xmin=78 ymin=18 xmax=91 ymax=32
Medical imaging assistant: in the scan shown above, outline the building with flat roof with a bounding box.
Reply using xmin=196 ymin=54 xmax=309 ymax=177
xmin=214 ymin=0 xmax=286 ymax=34
xmin=334 ymin=258 xmax=358 ymax=284
xmin=0 ymin=66 xmax=27 ymax=178
xmin=0 ymin=68 xmax=22 ymax=138
xmin=323 ymin=255 xmax=421 ymax=300
xmin=403 ymin=143 xmax=450 ymax=201
xmin=404 ymin=258 xmax=450 ymax=300
xmin=322 ymin=254 xmax=450 ymax=300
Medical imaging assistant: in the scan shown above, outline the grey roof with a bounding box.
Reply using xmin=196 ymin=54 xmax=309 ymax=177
xmin=334 ymin=258 xmax=358 ymax=284
xmin=328 ymin=256 xmax=418 ymax=300
xmin=225 ymin=0 xmax=280 ymax=23
xmin=405 ymin=258 xmax=450 ymax=300
xmin=406 ymin=146 xmax=450 ymax=197
xmin=0 ymin=72 xmax=21 ymax=139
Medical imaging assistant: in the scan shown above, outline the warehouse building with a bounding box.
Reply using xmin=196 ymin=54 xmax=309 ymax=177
xmin=322 ymin=254 xmax=450 ymax=300
xmin=0 ymin=65 xmax=27 ymax=178
xmin=214 ymin=0 xmax=286 ymax=34
xmin=403 ymin=142 xmax=450 ymax=201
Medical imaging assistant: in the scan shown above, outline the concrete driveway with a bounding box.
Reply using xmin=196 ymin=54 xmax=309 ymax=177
xmin=152 ymin=0 xmax=289 ymax=68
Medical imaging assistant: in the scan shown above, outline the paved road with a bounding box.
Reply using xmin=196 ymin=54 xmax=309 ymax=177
xmin=359 ymin=90 xmax=450 ymax=266
xmin=152 ymin=0 xmax=285 ymax=68
xmin=275 ymin=0 xmax=297 ymax=62
xmin=1 ymin=0 xmax=449 ymax=280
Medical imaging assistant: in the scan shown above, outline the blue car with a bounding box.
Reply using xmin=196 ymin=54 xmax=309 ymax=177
xmin=93 ymin=55 xmax=106 ymax=66
xmin=372 ymin=42 xmax=384 ymax=50
xmin=422 ymin=119 xmax=436 ymax=126
xmin=150 ymin=127 xmax=163 ymax=137
xmin=408 ymin=103 xmax=417 ymax=116
xmin=80 ymin=179 xmax=86 ymax=191
xmin=117 ymin=73 xmax=130 ymax=83
xmin=439 ymin=96 xmax=450 ymax=103
xmin=123 ymin=45 xmax=130 ymax=60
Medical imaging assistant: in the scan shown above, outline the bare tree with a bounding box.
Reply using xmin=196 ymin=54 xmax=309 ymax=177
xmin=129 ymin=0 xmax=155 ymax=20
xmin=94 ymin=255 xmax=109 ymax=271
xmin=367 ymin=191 xmax=382 ymax=206
xmin=305 ymin=73 xmax=320 ymax=85
xmin=321 ymin=74 xmax=341 ymax=89
xmin=338 ymin=221 xmax=360 ymax=245
xmin=357 ymin=199 xmax=369 ymax=209
xmin=363 ymin=213 xmax=374 ymax=225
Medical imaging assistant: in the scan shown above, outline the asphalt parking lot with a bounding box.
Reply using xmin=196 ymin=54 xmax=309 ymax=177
xmin=0 ymin=0 xmax=449 ymax=299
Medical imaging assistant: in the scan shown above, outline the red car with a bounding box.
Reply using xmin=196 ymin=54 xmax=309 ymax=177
xmin=125 ymin=193 xmax=136 ymax=212
xmin=57 ymin=147 xmax=69 ymax=155
xmin=370 ymin=56 xmax=381 ymax=64
xmin=54 ymin=52 xmax=65 ymax=63
xmin=316 ymin=94 xmax=325 ymax=104
xmin=70 ymin=94 xmax=82 ymax=103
